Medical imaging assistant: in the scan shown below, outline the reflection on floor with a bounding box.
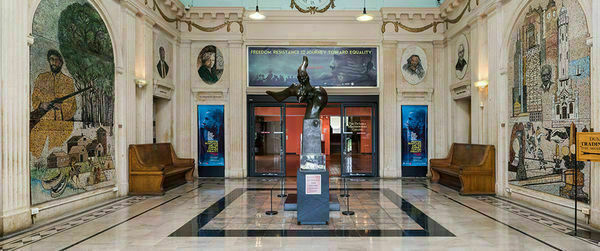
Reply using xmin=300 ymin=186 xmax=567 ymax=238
xmin=255 ymin=153 xmax=373 ymax=177
xmin=169 ymin=188 xmax=451 ymax=237
xmin=1 ymin=178 xmax=599 ymax=250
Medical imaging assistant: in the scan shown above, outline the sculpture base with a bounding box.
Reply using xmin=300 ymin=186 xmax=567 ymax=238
xmin=300 ymin=154 xmax=326 ymax=171
xmin=283 ymin=194 xmax=340 ymax=211
xmin=296 ymin=169 xmax=330 ymax=225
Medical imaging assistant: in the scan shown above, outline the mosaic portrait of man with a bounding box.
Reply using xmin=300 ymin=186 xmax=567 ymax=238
xmin=30 ymin=49 xmax=76 ymax=157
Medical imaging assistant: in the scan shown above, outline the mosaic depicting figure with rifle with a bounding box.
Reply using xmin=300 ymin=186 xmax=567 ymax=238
xmin=29 ymin=0 xmax=116 ymax=205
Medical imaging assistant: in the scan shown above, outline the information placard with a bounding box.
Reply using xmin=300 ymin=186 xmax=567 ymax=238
xmin=576 ymin=132 xmax=600 ymax=162
xmin=305 ymin=174 xmax=321 ymax=195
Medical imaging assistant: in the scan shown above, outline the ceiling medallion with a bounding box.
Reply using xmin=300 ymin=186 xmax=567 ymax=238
xmin=290 ymin=0 xmax=335 ymax=14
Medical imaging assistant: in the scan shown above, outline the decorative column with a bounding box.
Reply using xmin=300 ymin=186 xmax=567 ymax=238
xmin=227 ymin=40 xmax=244 ymax=178
xmin=175 ymin=40 xmax=192 ymax=158
xmin=433 ymin=40 xmax=450 ymax=158
xmin=485 ymin=2 xmax=504 ymax=196
xmin=477 ymin=14 xmax=490 ymax=144
xmin=468 ymin=17 xmax=481 ymax=144
xmin=0 ymin=0 xmax=33 ymax=234
xmin=118 ymin=1 xmax=139 ymax=196
xmin=589 ymin=0 xmax=600 ymax=229
xmin=382 ymin=40 xmax=398 ymax=178
xmin=135 ymin=15 xmax=155 ymax=144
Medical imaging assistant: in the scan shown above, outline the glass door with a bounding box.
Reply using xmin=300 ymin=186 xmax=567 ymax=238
xmin=341 ymin=104 xmax=376 ymax=176
xmin=250 ymin=105 xmax=285 ymax=176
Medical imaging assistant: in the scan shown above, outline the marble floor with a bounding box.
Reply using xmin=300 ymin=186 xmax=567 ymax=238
xmin=1 ymin=178 xmax=599 ymax=250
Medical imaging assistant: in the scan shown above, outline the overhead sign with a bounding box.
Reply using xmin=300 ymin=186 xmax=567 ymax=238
xmin=248 ymin=47 xmax=378 ymax=87
xmin=576 ymin=132 xmax=600 ymax=162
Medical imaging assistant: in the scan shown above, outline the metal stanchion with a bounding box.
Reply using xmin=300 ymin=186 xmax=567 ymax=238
xmin=340 ymin=177 xmax=349 ymax=197
xmin=342 ymin=193 xmax=355 ymax=215
xmin=265 ymin=185 xmax=278 ymax=215
xmin=277 ymin=176 xmax=287 ymax=198
xmin=341 ymin=179 xmax=354 ymax=216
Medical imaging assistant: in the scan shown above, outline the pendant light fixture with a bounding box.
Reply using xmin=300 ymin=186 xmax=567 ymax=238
xmin=249 ymin=0 xmax=266 ymax=20
xmin=356 ymin=0 xmax=373 ymax=22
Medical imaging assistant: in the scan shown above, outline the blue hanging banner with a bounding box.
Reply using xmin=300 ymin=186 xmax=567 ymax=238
xmin=401 ymin=105 xmax=428 ymax=167
xmin=198 ymin=105 xmax=225 ymax=167
xmin=248 ymin=47 xmax=378 ymax=87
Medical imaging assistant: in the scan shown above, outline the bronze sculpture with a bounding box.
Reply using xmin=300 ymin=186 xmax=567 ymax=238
xmin=266 ymin=56 xmax=328 ymax=119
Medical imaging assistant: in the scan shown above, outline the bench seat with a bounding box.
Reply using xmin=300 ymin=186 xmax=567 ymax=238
xmin=430 ymin=143 xmax=495 ymax=195
xmin=129 ymin=143 xmax=194 ymax=195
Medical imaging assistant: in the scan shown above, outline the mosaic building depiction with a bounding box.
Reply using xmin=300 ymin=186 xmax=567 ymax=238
xmin=508 ymin=0 xmax=591 ymax=203
xmin=29 ymin=0 xmax=116 ymax=205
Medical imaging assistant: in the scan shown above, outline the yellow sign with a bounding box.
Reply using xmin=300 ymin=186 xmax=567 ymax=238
xmin=576 ymin=132 xmax=600 ymax=162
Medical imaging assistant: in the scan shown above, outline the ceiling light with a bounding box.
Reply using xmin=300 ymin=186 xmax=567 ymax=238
xmin=249 ymin=0 xmax=265 ymax=20
xmin=357 ymin=0 xmax=372 ymax=22
xmin=357 ymin=8 xmax=373 ymax=21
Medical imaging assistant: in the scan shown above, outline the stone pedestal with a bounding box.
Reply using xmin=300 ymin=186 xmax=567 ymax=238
xmin=296 ymin=118 xmax=330 ymax=224
xmin=297 ymin=169 xmax=329 ymax=225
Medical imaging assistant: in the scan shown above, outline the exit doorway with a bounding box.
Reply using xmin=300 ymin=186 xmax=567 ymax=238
xmin=247 ymin=95 xmax=378 ymax=177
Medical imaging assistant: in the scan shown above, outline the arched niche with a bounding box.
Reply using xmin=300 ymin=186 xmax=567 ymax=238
xmin=29 ymin=0 xmax=117 ymax=205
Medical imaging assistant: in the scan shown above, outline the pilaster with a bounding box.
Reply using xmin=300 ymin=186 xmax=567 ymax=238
xmin=469 ymin=15 xmax=481 ymax=144
xmin=0 ymin=0 xmax=33 ymax=234
xmin=175 ymin=40 xmax=192 ymax=158
xmin=382 ymin=40 xmax=398 ymax=178
xmin=481 ymin=7 xmax=505 ymax=196
xmin=135 ymin=15 xmax=155 ymax=144
xmin=433 ymin=40 xmax=449 ymax=158
xmin=227 ymin=40 xmax=244 ymax=178
xmin=589 ymin=0 xmax=600 ymax=229
xmin=118 ymin=1 xmax=139 ymax=195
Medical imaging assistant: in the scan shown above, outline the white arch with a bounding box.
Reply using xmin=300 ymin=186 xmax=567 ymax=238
xmin=28 ymin=0 xmax=123 ymax=71
xmin=500 ymin=0 xmax=591 ymax=71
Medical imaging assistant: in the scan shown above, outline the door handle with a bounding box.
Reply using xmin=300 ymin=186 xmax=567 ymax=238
xmin=273 ymin=132 xmax=284 ymax=134
xmin=343 ymin=132 xmax=352 ymax=135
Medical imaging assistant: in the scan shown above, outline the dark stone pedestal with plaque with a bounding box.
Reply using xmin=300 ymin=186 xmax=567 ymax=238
xmin=296 ymin=119 xmax=330 ymax=225
xmin=297 ymin=169 xmax=329 ymax=225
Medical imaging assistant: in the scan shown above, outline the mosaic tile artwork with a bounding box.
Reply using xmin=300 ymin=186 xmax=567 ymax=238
xmin=507 ymin=0 xmax=591 ymax=203
xmin=476 ymin=196 xmax=600 ymax=247
xmin=154 ymin=33 xmax=173 ymax=81
xmin=29 ymin=0 xmax=116 ymax=205
xmin=0 ymin=196 xmax=148 ymax=251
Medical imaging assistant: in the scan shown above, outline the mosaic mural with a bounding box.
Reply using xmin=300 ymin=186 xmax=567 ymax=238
xmin=507 ymin=0 xmax=590 ymax=203
xmin=401 ymin=46 xmax=427 ymax=85
xmin=30 ymin=0 xmax=115 ymax=205
xmin=154 ymin=34 xmax=173 ymax=81
xmin=455 ymin=34 xmax=469 ymax=80
xmin=197 ymin=45 xmax=224 ymax=84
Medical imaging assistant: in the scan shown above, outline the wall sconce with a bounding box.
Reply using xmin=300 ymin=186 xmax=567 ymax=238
xmin=474 ymin=80 xmax=488 ymax=89
xmin=135 ymin=79 xmax=148 ymax=88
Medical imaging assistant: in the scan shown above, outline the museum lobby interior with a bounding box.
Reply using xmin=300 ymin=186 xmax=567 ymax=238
xmin=3 ymin=0 xmax=600 ymax=250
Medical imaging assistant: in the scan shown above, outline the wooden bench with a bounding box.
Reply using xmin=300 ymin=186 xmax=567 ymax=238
xmin=430 ymin=143 xmax=495 ymax=195
xmin=129 ymin=143 xmax=194 ymax=195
